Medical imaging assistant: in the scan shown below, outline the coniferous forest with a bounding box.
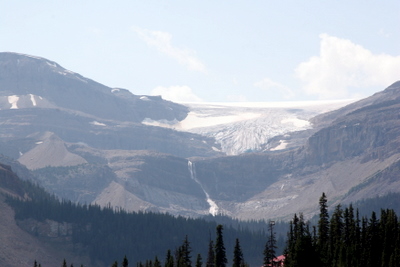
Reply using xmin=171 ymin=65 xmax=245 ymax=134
xmin=283 ymin=193 xmax=400 ymax=267
xmin=6 ymin=181 xmax=400 ymax=267
xmin=5 ymin=181 xmax=271 ymax=267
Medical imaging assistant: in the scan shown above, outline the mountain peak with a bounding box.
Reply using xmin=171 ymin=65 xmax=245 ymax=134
xmin=0 ymin=52 xmax=189 ymax=122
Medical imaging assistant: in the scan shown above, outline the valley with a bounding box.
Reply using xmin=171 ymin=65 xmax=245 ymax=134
xmin=1 ymin=52 xmax=400 ymax=221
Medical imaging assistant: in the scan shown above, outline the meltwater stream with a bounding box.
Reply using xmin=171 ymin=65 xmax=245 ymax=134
xmin=188 ymin=161 xmax=219 ymax=216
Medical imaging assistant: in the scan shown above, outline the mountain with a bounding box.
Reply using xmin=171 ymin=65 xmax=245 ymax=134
xmin=0 ymin=52 xmax=188 ymax=122
xmin=156 ymin=100 xmax=353 ymax=155
xmin=0 ymin=52 xmax=222 ymax=159
xmin=0 ymin=163 xmax=93 ymax=267
xmin=1 ymin=52 xmax=400 ymax=220
xmin=190 ymin=81 xmax=400 ymax=220
xmin=0 ymin=164 xmax=273 ymax=266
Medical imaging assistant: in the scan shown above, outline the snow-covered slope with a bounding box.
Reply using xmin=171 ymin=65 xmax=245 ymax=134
xmin=144 ymin=100 xmax=355 ymax=155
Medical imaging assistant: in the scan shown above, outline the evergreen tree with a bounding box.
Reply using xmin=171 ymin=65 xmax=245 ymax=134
xmin=232 ymin=238 xmax=244 ymax=267
xmin=33 ymin=260 xmax=38 ymax=267
xmin=367 ymin=211 xmax=381 ymax=267
xmin=112 ymin=261 xmax=118 ymax=267
xmin=263 ymin=221 xmax=276 ymax=266
xmin=62 ymin=259 xmax=67 ymax=267
xmin=196 ymin=254 xmax=203 ymax=267
xmin=214 ymin=225 xmax=227 ymax=267
xmin=284 ymin=213 xmax=318 ymax=267
xmin=317 ymin=192 xmax=329 ymax=266
xmin=381 ymin=209 xmax=398 ymax=267
xmin=165 ymin=249 xmax=174 ymax=267
xmin=329 ymin=204 xmax=343 ymax=267
xmin=123 ymin=255 xmax=129 ymax=267
xmin=154 ymin=256 xmax=161 ymax=267
xmin=206 ymin=240 xmax=215 ymax=267
xmin=181 ymin=235 xmax=192 ymax=267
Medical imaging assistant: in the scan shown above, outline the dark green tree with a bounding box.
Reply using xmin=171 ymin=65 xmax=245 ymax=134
xmin=366 ymin=211 xmax=381 ymax=267
xmin=329 ymin=204 xmax=343 ymax=267
xmin=175 ymin=236 xmax=192 ymax=267
xmin=165 ymin=249 xmax=174 ymax=267
xmin=284 ymin=213 xmax=318 ymax=267
xmin=317 ymin=192 xmax=329 ymax=266
xmin=215 ymin=225 xmax=227 ymax=267
xmin=62 ymin=259 xmax=67 ymax=267
xmin=112 ymin=261 xmax=118 ymax=267
xmin=123 ymin=255 xmax=129 ymax=267
xmin=206 ymin=240 xmax=215 ymax=267
xmin=263 ymin=221 xmax=276 ymax=266
xmin=182 ymin=235 xmax=192 ymax=267
xmin=196 ymin=254 xmax=203 ymax=267
xmin=232 ymin=238 xmax=244 ymax=267
xmin=154 ymin=256 xmax=161 ymax=267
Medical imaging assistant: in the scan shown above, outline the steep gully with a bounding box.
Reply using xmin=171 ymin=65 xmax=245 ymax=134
xmin=188 ymin=161 xmax=219 ymax=216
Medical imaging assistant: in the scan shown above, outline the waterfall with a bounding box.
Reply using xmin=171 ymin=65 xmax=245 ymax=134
xmin=188 ymin=160 xmax=219 ymax=216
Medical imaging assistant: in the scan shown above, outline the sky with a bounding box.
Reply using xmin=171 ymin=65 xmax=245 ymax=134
xmin=1 ymin=1 xmax=400 ymax=102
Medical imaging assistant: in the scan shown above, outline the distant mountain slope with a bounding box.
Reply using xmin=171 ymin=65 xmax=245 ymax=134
xmin=0 ymin=52 xmax=222 ymax=159
xmin=190 ymin=81 xmax=400 ymax=220
xmin=1 ymin=51 xmax=400 ymax=221
xmin=170 ymin=101 xmax=352 ymax=155
xmin=0 ymin=52 xmax=188 ymax=122
xmin=0 ymin=164 xmax=91 ymax=267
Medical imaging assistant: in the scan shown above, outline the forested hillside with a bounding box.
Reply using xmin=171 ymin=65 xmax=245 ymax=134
xmin=283 ymin=194 xmax=400 ymax=267
xmin=5 ymin=180 xmax=271 ymax=266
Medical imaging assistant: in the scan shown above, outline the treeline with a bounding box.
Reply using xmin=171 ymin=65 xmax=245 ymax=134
xmin=6 ymin=188 xmax=270 ymax=266
xmin=284 ymin=193 xmax=400 ymax=267
xmin=33 ymin=224 xmax=250 ymax=267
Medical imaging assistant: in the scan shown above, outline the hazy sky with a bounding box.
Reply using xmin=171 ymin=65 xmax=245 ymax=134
xmin=2 ymin=1 xmax=400 ymax=102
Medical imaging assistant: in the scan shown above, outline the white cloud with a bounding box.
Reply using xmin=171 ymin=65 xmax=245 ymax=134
xmin=133 ymin=26 xmax=206 ymax=73
xmin=254 ymin=78 xmax=295 ymax=99
xmin=296 ymin=34 xmax=400 ymax=99
xmin=151 ymin=85 xmax=202 ymax=103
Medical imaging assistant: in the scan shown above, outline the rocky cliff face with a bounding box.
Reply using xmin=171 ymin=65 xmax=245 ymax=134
xmin=188 ymin=81 xmax=400 ymax=220
xmin=304 ymin=81 xmax=400 ymax=165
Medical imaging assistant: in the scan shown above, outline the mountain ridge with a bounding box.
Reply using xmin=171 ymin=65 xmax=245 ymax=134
xmin=1 ymin=52 xmax=400 ymax=220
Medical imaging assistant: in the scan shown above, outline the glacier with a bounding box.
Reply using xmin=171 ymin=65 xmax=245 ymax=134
xmin=144 ymin=100 xmax=355 ymax=155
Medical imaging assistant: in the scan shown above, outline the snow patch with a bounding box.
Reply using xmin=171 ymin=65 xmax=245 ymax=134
xmin=46 ymin=61 xmax=57 ymax=68
xmin=35 ymin=141 xmax=43 ymax=145
xmin=142 ymin=118 xmax=179 ymax=128
xmin=111 ymin=88 xmax=120 ymax=93
xmin=270 ymin=140 xmax=288 ymax=151
xmin=15 ymin=53 xmax=42 ymax=60
xmin=140 ymin=96 xmax=150 ymax=101
xmin=90 ymin=121 xmax=107 ymax=126
xmin=30 ymin=94 xmax=37 ymax=106
xmin=281 ymin=118 xmax=310 ymax=127
xmin=177 ymin=110 xmax=261 ymax=130
xmin=8 ymin=95 xmax=19 ymax=109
